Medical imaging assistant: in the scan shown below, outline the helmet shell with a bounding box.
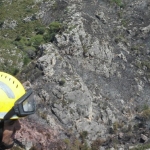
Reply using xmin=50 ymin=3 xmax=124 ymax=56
xmin=0 ymin=72 xmax=25 ymax=119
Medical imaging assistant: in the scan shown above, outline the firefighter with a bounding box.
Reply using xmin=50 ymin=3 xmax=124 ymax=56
xmin=0 ymin=72 xmax=36 ymax=149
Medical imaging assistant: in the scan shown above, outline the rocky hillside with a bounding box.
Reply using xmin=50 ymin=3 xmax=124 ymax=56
xmin=1 ymin=0 xmax=150 ymax=149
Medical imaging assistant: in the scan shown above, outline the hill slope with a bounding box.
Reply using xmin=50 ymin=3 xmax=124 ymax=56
xmin=1 ymin=0 xmax=150 ymax=149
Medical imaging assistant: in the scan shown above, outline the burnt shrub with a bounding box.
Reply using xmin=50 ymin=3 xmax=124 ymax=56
xmin=91 ymin=138 xmax=105 ymax=150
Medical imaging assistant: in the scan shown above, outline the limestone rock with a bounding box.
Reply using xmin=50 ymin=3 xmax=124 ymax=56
xmin=2 ymin=19 xmax=17 ymax=29
xmin=140 ymin=134 xmax=148 ymax=143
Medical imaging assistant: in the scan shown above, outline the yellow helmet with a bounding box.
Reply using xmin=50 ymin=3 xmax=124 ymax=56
xmin=0 ymin=72 xmax=35 ymax=119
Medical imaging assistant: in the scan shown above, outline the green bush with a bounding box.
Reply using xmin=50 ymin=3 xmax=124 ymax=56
xmin=15 ymin=34 xmax=44 ymax=49
xmin=35 ymin=27 xmax=45 ymax=34
xmin=23 ymin=55 xmax=31 ymax=65
xmin=49 ymin=21 xmax=63 ymax=33
xmin=141 ymin=108 xmax=150 ymax=121
xmin=0 ymin=38 xmax=14 ymax=49
xmin=1 ymin=66 xmax=20 ymax=76
xmin=20 ymin=37 xmax=29 ymax=46
xmin=110 ymin=0 xmax=124 ymax=7
xmin=142 ymin=104 xmax=149 ymax=111
xmin=29 ymin=35 xmax=44 ymax=48
xmin=14 ymin=37 xmax=29 ymax=49
xmin=91 ymin=139 xmax=105 ymax=150
xmin=15 ymin=35 xmax=21 ymax=41
xmin=59 ymin=78 xmax=66 ymax=86
xmin=44 ymin=21 xmax=63 ymax=42
xmin=44 ymin=32 xmax=56 ymax=42
xmin=130 ymin=143 xmax=150 ymax=150
xmin=80 ymin=131 xmax=88 ymax=142
xmin=12 ymin=68 xmax=19 ymax=75
xmin=80 ymin=142 xmax=91 ymax=150
xmin=24 ymin=46 xmax=36 ymax=59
